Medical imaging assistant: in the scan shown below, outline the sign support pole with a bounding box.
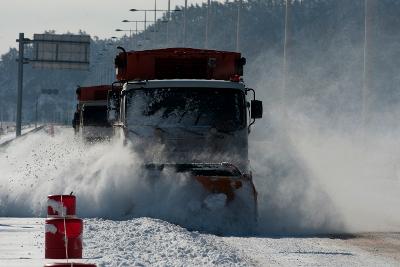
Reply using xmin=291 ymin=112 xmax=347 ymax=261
xmin=16 ymin=33 xmax=25 ymax=137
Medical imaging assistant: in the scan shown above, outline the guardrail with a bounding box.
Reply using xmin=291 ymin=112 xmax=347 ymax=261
xmin=0 ymin=125 xmax=45 ymax=149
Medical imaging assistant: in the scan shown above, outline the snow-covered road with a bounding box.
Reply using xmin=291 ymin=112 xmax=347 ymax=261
xmin=1 ymin=217 xmax=399 ymax=267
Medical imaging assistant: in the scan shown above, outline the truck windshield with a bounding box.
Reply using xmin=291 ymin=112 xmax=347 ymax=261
xmin=82 ymin=106 xmax=109 ymax=126
xmin=125 ymin=88 xmax=245 ymax=131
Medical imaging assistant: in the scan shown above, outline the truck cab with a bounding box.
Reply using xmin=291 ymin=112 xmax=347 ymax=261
xmin=118 ymin=79 xmax=250 ymax=171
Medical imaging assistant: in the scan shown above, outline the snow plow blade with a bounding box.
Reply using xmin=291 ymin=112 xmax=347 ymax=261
xmin=144 ymin=162 xmax=257 ymax=210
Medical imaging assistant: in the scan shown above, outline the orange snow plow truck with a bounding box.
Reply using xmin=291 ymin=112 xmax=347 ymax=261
xmin=73 ymin=85 xmax=116 ymax=141
xmin=108 ymin=48 xmax=263 ymax=221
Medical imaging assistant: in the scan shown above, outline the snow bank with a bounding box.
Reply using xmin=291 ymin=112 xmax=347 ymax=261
xmin=84 ymin=217 xmax=252 ymax=266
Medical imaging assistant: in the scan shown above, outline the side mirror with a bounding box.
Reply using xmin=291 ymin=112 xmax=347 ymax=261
xmin=251 ymin=100 xmax=263 ymax=119
xmin=107 ymin=90 xmax=120 ymax=123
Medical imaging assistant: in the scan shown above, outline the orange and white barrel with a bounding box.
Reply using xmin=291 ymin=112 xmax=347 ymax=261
xmin=45 ymin=218 xmax=83 ymax=259
xmin=47 ymin=195 xmax=76 ymax=217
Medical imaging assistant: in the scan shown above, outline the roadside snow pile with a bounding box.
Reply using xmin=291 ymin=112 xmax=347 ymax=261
xmin=84 ymin=217 xmax=252 ymax=267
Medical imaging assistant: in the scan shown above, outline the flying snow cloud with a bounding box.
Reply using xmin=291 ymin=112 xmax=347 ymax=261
xmin=2 ymin=115 xmax=399 ymax=235
xmin=0 ymin=127 xmax=255 ymax=234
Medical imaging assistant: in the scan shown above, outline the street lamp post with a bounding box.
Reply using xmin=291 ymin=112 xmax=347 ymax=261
xmin=165 ymin=2 xmax=182 ymax=46
xmin=145 ymin=10 xmax=147 ymax=44
xmin=167 ymin=0 xmax=171 ymax=45
xmin=115 ymin=29 xmax=134 ymax=49
xmin=236 ymin=0 xmax=242 ymax=52
xmin=205 ymin=0 xmax=211 ymax=48
xmin=184 ymin=0 xmax=188 ymax=46
xmin=110 ymin=36 xmax=120 ymax=45
xmin=130 ymin=7 xmax=181 ymax=48
xmin=122 ymin=21 xmax=138 ymax=49
xmin=122 ymin=20 xmax=150 ymax=48
xmin=110 ymin=36 xmax=118 ymax=44
xmin=154 ymin=0 xmax=157 ymax=47
xmin=115 ymin=29 xmax=132 ymax=38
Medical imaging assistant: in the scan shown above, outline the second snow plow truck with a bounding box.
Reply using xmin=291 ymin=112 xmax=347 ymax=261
xmin=108 ymin=48 xmax=263 ymax=225
xmin=73 ymin=85 xmax=117 ymax=141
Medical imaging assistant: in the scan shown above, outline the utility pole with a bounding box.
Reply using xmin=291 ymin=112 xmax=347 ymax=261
xmin=236 ymin=0 xmax=242 ymax=52
xmin=183 ymin=0 xmax=187 ymax=46
xmin=205 ymin=0 xmax=211 ymax=48
xmin=16 ymin=33 xmax=25 ymax=137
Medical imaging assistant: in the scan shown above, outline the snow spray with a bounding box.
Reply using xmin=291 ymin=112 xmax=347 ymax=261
xmin=1 ymin=118 xmax=400 ymax=235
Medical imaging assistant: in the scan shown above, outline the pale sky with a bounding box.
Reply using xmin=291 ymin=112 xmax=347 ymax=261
xmin=0 ymin=0 xmax=226 ymax=56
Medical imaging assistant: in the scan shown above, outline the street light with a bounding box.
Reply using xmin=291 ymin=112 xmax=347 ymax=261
xmin=236 ymin=0 xmax=243 ymax=52
xmin=206 ymin=0 xmax=211 ymax=48
xmin=184 ymin=0 xmax=187 ymax=46
xmin=115 ymin=28 xmax=132 ymax=35
xmin=130 ymin=6 xmax=181 ymax=48
xmin=130 ymin=9 xmax=150 ymax=47
xmin=123 ymin=19 xmax=169 ymax=23
xmin=122 ymin=20 xmax=144 ymax=39
xmin=129 ymin=8 xmax=181 ymax=12
xmin=115 ymin=28 xmax=133 ymax=47
xmin=122 ymin=19 xmax=168 ymax=49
